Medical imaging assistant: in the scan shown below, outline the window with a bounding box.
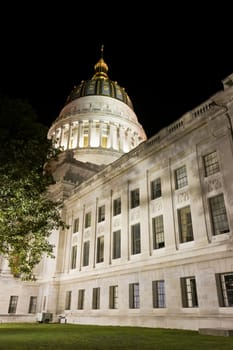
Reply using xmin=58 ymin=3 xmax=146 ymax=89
xmin=8 ymin=296 xmax=18 ymax=314
xmin=216 ymin=272 xmax=233 ymax=307
xmin=101 ymin=124 xmax=109 ymax=148
xmin=83 ymin=124 xmax=89 ymax=147
xmin=71 ymin=245 xmax=77 ymax=269
xmin=77 ymin=289 xmax=85 ymax=310
xmin=181 ymin=277 xmax=198 ymax=307
xmin=204 ymin=151 xmax=219 ymax=177
xmin=152 ymin=215 xmax=165 ymax=249
xmin=98 ymin=205 xmax=105 ymax=222
xmin=130 ymin=188 xmax=140 ymax=208
xmin=178 ymin=206 xmax=194 ymax=243
xmin=42 ymin=296 xmax=47 ymax=310
xmin=113 ymin=230 xmax=121 ymax=259
xmin=73 ymin=218 xmax=79 ymax=233
xmin=113 ymin=197 xmax=121 ymax=216
xmin=83 ymin=241 xmax=90 ymax=266
xmin=129 ymin=283 xmax=140 ymax=309
xmin=175 ymin=165 xmax=188 ymax=189
xmin=97 ymin=236 xmax=104 ymax=263
xmin=152 ymin=280 xmax=166 ymax=308
xmin=65 ymin=291 xmax=72 ymax=310
xmin=109 ymin=285 xmax=118 ymax=309
xmin=85 ymin=212 xmax=91 ymax=228
xmin=92 ymin=287 xmax=100 ymax=309
xmin=28 ymin=296 xmax=37 ymax=313
xmin=209 ymin=194 xmax=229 ymax=235
xmin=151 ymin=178 xmax=162 ymax=200
xmin=131 ymin=223 xmax=141 ymax=255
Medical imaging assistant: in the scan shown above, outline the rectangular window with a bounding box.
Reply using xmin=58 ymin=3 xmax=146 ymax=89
xmin=73 ymin=218 xmax=79 ymax=233
xmin=83 ymin=241 xmax=90 ymax=266
xmin=130 ymin=188 xmax=140 ymax=208
xmin=113 ymin=197 xmax=121 ymax=216
xmin=204 ymin=151 xmax=219 ymax=177
xmin=129 ymin=283 xmax=140 ymax=309
xmin=97 ymin=236 xmax=104 ymax=263
xmin=42 ymin=296 xmax=46 ymax=310
xmin=83 ymin=124 xmax=89 ymax=147
xmin=28 ymin=296 xmax=37 ymax=313
xmin=131 ymin=223 xmax=141 ymax=255
xmin=101 ymin=124 xmax=109 ymax=148
xmin=92 ymin=287 xmax=100 ymax=309
xmin=98 ymin=205 xmax=105 ymax=222
xmin=216 ymin=272 xmax=233 ymax=307
xmin=181 ymin=277 xmax=198 ymax=307
xmin=152 ymin=280 xmax=166 ymax=308
xmin=77 ymin=289 xmax=85 ymax=310
xmin=209 ymin=194 xmax=229 ymax=235
xmin=71 ymin=245 xmax=77 ymax=269
xmin=178 ymin=206 xmax=194 ymax=243
xmin=175 ymin=165 xmax=188 ymax=189
xmin=152 ymin=215 xmax=165 ymax=249
xmin=65 ymin=291 xmax=72 ymax=310
xmin=85 ymin=212 xmax=91 ymax=228
xmin=113 ymin=230 xmax=121 ymax=259
xmin=109 ymin=285 xmax=118 ymax=309
xmin=8 ymin=296 xmax=18 ymax=314
xmin=151 ymin=178 xmax=162 ymax=200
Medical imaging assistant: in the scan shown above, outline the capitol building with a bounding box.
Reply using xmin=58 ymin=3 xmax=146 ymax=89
xmin=1 ymin=49 xmax=233 ymax=331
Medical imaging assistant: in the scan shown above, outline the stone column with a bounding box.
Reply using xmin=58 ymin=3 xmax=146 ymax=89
xmin=88 ymin=120 xmax=92 ymax=147
xmin=119 ymin=126 xmax=125 ymax=152
xmin=77 ymin=122 xmax=81 ymax=147
xmin=67 ymin=123 xmax=72 ymax=150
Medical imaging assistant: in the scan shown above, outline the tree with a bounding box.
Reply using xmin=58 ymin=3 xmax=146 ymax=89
xmin=0 ymin=95 xmax=67 ymax=281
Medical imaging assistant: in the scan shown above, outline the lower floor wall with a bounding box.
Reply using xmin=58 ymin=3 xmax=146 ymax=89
xmin=1 ymin=253 xmax=233 ymax=330
xmin=0 ymin=308 xmax=233 ymax=331
xmin=64 ymin=313 xmax=233 ymax=331
xmin=0 ymin=314 xmax=36 ymax=323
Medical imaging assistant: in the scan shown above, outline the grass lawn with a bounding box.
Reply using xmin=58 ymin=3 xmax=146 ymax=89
xmin=0 ymin=323 xmax=233 ymax=350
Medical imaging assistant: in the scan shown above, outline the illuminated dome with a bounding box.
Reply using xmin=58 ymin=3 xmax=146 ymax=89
xmin=65 ymin=51 xmax=133 ymax=110
xmin=48 ymin=46 xmax=147 ymax=166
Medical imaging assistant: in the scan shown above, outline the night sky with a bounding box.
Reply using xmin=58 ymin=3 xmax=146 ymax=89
xmin=1 ymin=4 xmax=233 ymax=139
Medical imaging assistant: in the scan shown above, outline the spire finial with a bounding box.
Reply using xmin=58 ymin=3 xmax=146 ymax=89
xmin=101 ymin=44 xmax=104 ymax=59
xmin=92 ymin=44 xmax=108 ymax=80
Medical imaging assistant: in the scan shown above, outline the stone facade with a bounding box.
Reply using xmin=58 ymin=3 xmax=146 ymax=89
xmin=1 ymin=60 xmax=233 ymax=330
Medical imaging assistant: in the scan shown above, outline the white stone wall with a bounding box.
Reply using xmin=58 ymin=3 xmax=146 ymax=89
xmin=1 ymin=79 xmax=233 ymax=330
xmin=39 ymin=93 xmax=233 ymax=330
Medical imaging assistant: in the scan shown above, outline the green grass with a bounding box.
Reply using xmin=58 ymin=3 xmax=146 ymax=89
xmin=0 ymin=323 xmax=233 ymax=350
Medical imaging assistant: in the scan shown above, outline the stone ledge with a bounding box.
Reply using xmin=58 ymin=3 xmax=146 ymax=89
xmin=199 ymin=328 xmax=233 ymax=337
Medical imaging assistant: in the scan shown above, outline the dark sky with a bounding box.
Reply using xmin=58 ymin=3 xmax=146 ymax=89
xmin=1 ymin=4 xmax=233 ymax=138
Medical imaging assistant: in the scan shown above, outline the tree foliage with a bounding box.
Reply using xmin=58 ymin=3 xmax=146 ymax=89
xmin=0 ymin=95 xmax=66 ymax=280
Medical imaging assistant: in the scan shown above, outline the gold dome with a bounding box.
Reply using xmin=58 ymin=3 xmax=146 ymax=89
xmin=65 ymin=46 xmax=134 ymax=110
